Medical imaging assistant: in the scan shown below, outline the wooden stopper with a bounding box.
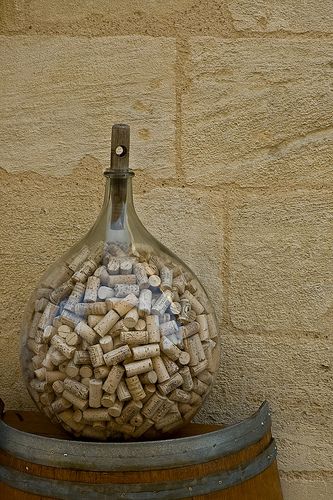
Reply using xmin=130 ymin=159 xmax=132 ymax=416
xmin=73 ymin=350 xmax=91 ymax=365
xmin=116 ymin=380 xmax=132 ymax=402
xmin=146 ymin=315 xmax=160 ymax=343
xmin=94 ymin=309 xmax=120 ymax=337
xmin=158 ymin=372 xmax=183 ymax=396
xmin=113 ymin=293 xmax=138 ymax=317
xmin=124 ymin=358 xmax=153 ymax=377
xmin=123 ymin=307 xmax=139 ymax=328
xmin=152 ymin=356 xmax=170 ymax=383
xmin=132 ymin=344 xmax=160 ymax=361
xmin=103 ymin=344 xmax=131 ymax=366
xmin=102 ymin=364 xmax=125 ymax=394
xmin=83 ymin=408 xmax=111 ymax=422
xmin=138 ymin=289 xmax=152 ymax=316
xmin=84 ymin=276 xmax=100 ymax=303
xmin=89 ymin=378 xmax=103 ymax=408
xmin=119 ymin=331 xmax=149 ymax=346
xmin=88 ymin=344 xmax=105 ymax=368
xmin=62 ymin=390 xmax=88 ymax=411
xmin=63 ymin=377 xmax=89 ymax=400
xmin=125 ymin=375 xmax=146 ymax=401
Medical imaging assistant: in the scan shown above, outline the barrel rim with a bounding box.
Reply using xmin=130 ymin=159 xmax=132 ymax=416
xmin=0 ymin=401 xmax=271 ymax=471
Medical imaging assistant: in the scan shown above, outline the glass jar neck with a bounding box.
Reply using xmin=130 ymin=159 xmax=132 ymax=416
xmin=102 ymin=172 xmax=139 ymax=233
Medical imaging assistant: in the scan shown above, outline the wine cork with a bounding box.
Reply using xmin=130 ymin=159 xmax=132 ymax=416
xmin=83 ymin=276 xmax=100 ymax=303
xmin=192 ymin=378 xmax=209 ymax=396
xmin=123 ymin=307 xmax=139 ymax=328
xmin=132 ymin=418 xmax=154 ymax=438
xmin=75 ymin=302 xmax=108 ymax=317
xmin=106 ymin=274 xmax=137 ymax=287
xmin=87 ymin=315 xmax=104 ymax=328
xmin=74 ymin=321 xmax=97 ymax=344
xmin=120 ymin=259 xmax=133 ymax=275
xmin=139 ymin=371 xmax=158 ymax=385
xmin=138 ymin=289 xmax=152 ymax=316
xmin=117 ymin=400 xmax=143 ymax=424
xmin=73 ymin=350 xmax=91 ymax=365
xmin=45 ymin=371 xmax=66 ymax=384
xmin=184 ymin=337 xmax=199 ymax=367
xmin=179 ymin=366 xmax=193 ymax=391
xmin=107 ymin=258 xmax=120 ymax=275
xmin=119 ymin=330 xmax=149 ymax=346
xmin=178 ymin=351 xmax=190 ymax=365
xmin=66 ymin=331 xmax=80 ymax=346
xmin=160 ymin=336 xmax=181 ymax=361
xmin=111 ymin=319 xmax=128 ymax=334
xmin=38 ymin=303 xmax=59 ymax=330
xmin=152 ymin=356 xmax=170 ymax=383
xmin=150 ymin=398 xmax=174 ymax=423
xmin=146 ymin=315 xmax=160 ymax=343
xmin=42 ymin=325 xmax=56 ymax=344
xmin=181 ymin=321 xmax=200 ymax=339
xmin=133 ymin=263 xmax=149 ymax=290
xmin=134 ymin=318 xmax=146 ymax=331
xmin=172 ymin=274 xmax=186 ymax=295
xmin=192 ymin=334 xmax=206 ymax=362
xmin=155 ymin=410 xmax=182 ymax=430
xmin=103 ymin=345 xmax=131 ymax=366
xmin=190 ymin=359 xmax=209 ymax=376
xmin=81 ymin=377 xmax=90 ymax=387
xmin=97 ymin=286 xmax=115 ymax=301
xmin=114 ymin=284 xmax=140 ymax=298
xmin=88 ymin=344 xmax=105 ymax=368
xmin=94 ymin=310 xmax=120 ymax=337
xmin=34 ymin=367 xmax=46 ymax=381
xmin=65 ymin=283 xmax=86 ymax=313
xmin=30 ymin=312 xmax=42 ymax=338
xmin=158 ymin=372 xmax=183 ymax=396
xmin=162 ymin=418 xmax=184 ymax=433
xmin=83 ymin=408 xmax=111 ymax=422
xmin=189 ymin=391 xmax=202 ymax=406
xmin=73 ymin=409 xmax=83 ymax=423
xmin=182 ymin=290 xmax=204 ymax=315
xmin=51 ymin=336 xmax=75 ymax=359
xmin=142 ymin=261 xmax=158 ymax=276
xmin=160 ymin=266 xmax=173 ymax=291
xmin=169 ymin=388 xmax=191 ymax=403
xmin=62 ymin=390 xmax=88 ymax=411
xmin=178 ymin=298 xmax=191 ymax=324
xmin=149 ymin=255 xmax=165 ymax=271
xmin=142 ymin=392 xmax=166 ymax=418
xmin=101 ymin=393 xmax=116 ymax=407
xmin=196 ymin=314 xmax=209 ymax=341
xmin=42 ymin=352 xmax=55 ymax=370
xmin=151 ymin=293 xmax=171 ymax=316
xmin=161 ymin=355 xmax=179 ymax=376
xmin=63 ymin=378 xmax=89 ymax=399
xmin=108 ymin=399 xmax=124 ymax=417
xmin=32 ymin=354 xmax=44 ymax=370
xmin=116 ymin=380 xmax=132 ymax=402
xmin=132 ymin=344 xmax=160 ymax=361
xmin=36 ymin=287 xmax=52 ymax=300
xmin=52 ymin=380 xmax=64 ymax=395
xmin=67 ymin=246 xmax=90 ymax=272
xmin=125 ymin=375 xmax=146 ymax=401
xmin=51 ymin=397 xmax=72 ymax=413
xmin=160 ymin=320 xmax=178 ymax=337
xmin=113 ymin=293 xmax=138 ymax=317
xmin=99 ymin=335 xmax=114 ymax=353
xmin=35 ymin=297 xmax=49 ymax=313
xmin=73 ymin=259 xmax=97 ymax=283
xmin=58 ymin=325 xmax=71 ymax=338
xmin=148 ymin=275 xmax=161 ymax=290
xmin=130 ymin=414 xmax=143 ymax=427
xmin=27 ymin=339 xmax=48 ymax=356
xmin=79 ymin=365 xmax=93 ymax=378
xmin=94 ymin=365 xmax=110 ymax=380
xmin=102 ymin=365 xmax=125 ymax=394
xmin=170 ymin=302 xmax=181 ymax=316
xmin=82 ymin=426 xmax=107 ymax=440
xmin=60 ymin=310 xmax=81 ymax=329
xmin=124 ymin=358 xmax=153 ymax=377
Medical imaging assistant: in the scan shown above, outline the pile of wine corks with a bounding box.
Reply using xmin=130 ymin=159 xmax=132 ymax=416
xmin=24 ymin=242 xmax=219 ymax=440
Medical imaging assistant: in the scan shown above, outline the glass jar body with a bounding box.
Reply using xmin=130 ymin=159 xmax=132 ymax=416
xmin=21 ymin=173 xmax=220 ymax=440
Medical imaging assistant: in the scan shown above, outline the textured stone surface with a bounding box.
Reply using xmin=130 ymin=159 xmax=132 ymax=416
xmin=196 ymin=332 xmax=333 ymax=472
xmin=228 ymin=191 xmax=333 ymax=333
xmin=281 ymin=476 xmax=333 ymax=500
xmin=228 ymin=0 xmax=333 ymax=33
xmin=0 ymin=35 xmax=176 ymax=177
xmin=183 ymin=38 xmax=333 ymax=188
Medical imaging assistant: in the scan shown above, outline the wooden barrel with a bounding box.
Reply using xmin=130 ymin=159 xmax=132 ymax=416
xmin=0 ymin=401 xmax=283 ymax=499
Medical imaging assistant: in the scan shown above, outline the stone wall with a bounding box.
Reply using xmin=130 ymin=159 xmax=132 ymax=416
xmin=1 ymin=1 xmax=333 ymax=497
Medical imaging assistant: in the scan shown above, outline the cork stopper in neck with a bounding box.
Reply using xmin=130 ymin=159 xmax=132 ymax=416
xmin=110 ymin=123 xmax=130 ymax=172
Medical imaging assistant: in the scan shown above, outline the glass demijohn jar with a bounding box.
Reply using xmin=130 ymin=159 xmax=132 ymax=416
xmin=21 ymin=124 xmax=220 ymax=440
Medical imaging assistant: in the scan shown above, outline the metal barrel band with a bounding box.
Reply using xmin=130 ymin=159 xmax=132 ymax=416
xmin=0 ymin=439 xmax=277 ymax=499
xmin=0 ymin=401 xmax=271 ymax=471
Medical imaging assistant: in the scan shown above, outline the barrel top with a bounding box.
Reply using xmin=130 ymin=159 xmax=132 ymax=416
xmin=0 ymin=401 xmax=271 ymax=471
